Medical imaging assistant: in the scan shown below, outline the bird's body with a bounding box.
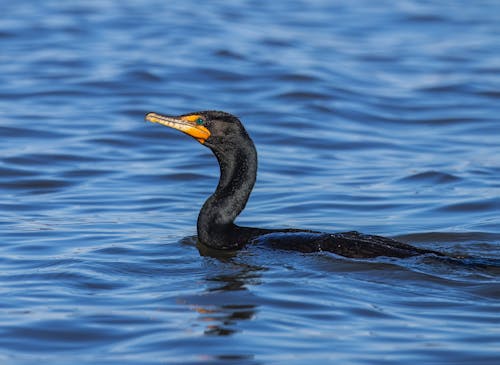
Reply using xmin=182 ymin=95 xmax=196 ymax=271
xmin=146 ymin=110 xmax=443 ymax=259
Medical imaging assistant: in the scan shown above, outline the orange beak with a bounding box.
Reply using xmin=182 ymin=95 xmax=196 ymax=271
xmin=145 ymin=112 xmax=211 ymax=144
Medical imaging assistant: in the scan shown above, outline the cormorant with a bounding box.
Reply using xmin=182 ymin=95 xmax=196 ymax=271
xmin=146 ymin=110 xmax=443 ymax=259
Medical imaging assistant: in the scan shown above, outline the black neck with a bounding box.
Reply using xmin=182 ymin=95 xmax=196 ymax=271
xmin=197 ymin=139 xmax=258 ymax=249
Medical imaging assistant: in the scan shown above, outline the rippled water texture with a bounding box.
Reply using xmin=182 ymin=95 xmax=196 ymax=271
xmin=1 ymin=1 xmax=500 ymax=364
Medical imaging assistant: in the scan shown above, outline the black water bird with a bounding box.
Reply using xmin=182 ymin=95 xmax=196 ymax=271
xmin=146 ymin=110 xmax=443 ymax=258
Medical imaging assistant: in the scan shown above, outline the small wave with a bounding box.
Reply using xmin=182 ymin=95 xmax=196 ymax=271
xmin=398 ymin=170 xmax=461 ymax=184
xmin=436 ymin=198 xmax=500 ymax=213
xmin=276 ymin=91 xmax=331 ymax=101
xmin=0 ymin=178 xmax=74 ymax=193
xmin=123 ymin=70 xmax=163 ymax=82
xmin=213 ymin=49 xmax=245 ymax=60
xmin=397 ymin=231 xmax=500 ymax=244
xmin=0 ymin=126 xmax=67 ymax=139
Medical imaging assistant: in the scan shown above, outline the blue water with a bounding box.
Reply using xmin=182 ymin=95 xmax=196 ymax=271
xmin=1 ymin=1 xmax=500 ymax=364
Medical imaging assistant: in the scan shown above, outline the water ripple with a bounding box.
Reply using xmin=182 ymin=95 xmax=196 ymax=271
xmin=0 ymin=1 xmax=499 ymax=364
xmin=398 ymin=170 xmax=461 ymax=184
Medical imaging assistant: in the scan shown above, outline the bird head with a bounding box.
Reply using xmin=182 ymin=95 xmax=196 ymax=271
xmin=145 ymin=110 xmax=248 ymax=148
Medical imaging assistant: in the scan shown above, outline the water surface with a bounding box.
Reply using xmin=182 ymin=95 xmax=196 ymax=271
xmin=1 ymin=1 xmax=499 ymax=364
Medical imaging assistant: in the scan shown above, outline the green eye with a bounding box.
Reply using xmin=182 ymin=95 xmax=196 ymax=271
xmin=196 ymin=118 xmax=204 ymax=125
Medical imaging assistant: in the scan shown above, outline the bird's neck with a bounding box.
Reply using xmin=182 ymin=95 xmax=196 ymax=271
xmin=197 ymin=141 xmax=257 ymax=249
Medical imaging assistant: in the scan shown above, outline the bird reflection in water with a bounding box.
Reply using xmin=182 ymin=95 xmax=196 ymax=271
xmin=179 ymin=236 xmax=263 ymax=337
